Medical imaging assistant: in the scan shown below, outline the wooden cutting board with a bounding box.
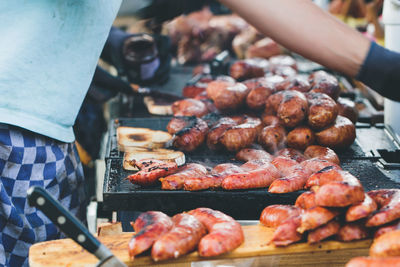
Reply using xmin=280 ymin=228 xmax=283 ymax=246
xmin=29 ymin=224 xmax=371 ymax=267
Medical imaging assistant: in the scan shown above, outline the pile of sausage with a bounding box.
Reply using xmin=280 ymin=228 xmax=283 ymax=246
xmin=128 ymin=208 xmax=244 ymax=262
xmin=127 ymin=146 xmax=343 ymax=194
xmin=169 ymin=56 xmax=358 ymax=154
xmin=259 ymin=171 xmax=400 ymax=266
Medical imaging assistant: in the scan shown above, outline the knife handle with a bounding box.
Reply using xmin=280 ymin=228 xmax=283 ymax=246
xmin=27 ymin=186 xmax=112 ymax=260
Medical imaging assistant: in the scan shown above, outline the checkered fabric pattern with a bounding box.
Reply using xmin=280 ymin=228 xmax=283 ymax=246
xmin=0 ymin=124 xmax=86 ymax=266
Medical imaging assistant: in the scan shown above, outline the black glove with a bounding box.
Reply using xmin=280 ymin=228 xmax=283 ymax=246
xmin=356 ymin=42 xmax=400 ymax=102
xmin=101 ymin=27 xmax=171 ymax=85
xmin=134 ymin=0 xmax=209 ymax=24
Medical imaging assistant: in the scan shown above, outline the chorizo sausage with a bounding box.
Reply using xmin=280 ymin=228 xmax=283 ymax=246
xmin=315 ymin=115 xmax=356 ymax=150
xmin=346 ymin=194 xmax=377 ymax=222
xmin=313 ymin=169 xmax=365 ymax=207
xmin=244 ymin=77 xmax=275 ymax=110
xmin=160 ymin=163 xmax=208 ymax=190
xmin=306 ymin=92 xmax=338 ymax=130
xmin=127 ymin=159 xmax=178 ymax=186
xmin=173 ymin=117 xmax=209 ymax=152
xmin=235 ymin=148 xmax=274 ymax=162
xmin=220 ymin=117 xmax=262 ymax=152
xmin=370 ymin=230 xmax=400 ymax=257
xmin=366 ymin=189 xmax=400 ymax=227
xmin=337 ymin=97 xmax=359 ymax=124
xmin=336 ymin=222 xmax=369 ymax=242
xmin=222 ymin=161 xmax=280 ymax=190
xmin=304 ymin=145 xmax=340 ymax=165
xmin=129 ymin=211 xmax=173 ymax=258
xmin=275 ymin=148 xmax=306 ymax=163
xmin=151 ymin=213 xmax=206 ymax=261
xmin=270 ymin=215 xmax=303 ymax=247
xmin=287 ymin=126 xmax=316 ymax=151
xmin=230 ymin=58 xmax=267 ymax=81
xmin=172 ymin=98 xmax=209 ymax=117
xmin=206 ymin=117 xmax=237 ymax=150
xmin=271 ymin=156 xmax=298 ymax=177
xmin=260 ymin=205 xmax=301 ymax=228
xmin=297 ymin=206 xmax=340 ymax=233
xmin=188 ymin=208 xmax=244 ymax=257
xmin=261 ymin=114 xmax=280 ymax=126
xmin=277 ymin=90 xmax=308 ymax=128
xmin=346 ymin=257 xmax=400 ymax=267
xmin=258 ymin=125 xmax=287 ymax=153
xmin=295 ymin=191 xmax=317 ymax=210
xmin=308 ymin=219 xmax=340 ymax=244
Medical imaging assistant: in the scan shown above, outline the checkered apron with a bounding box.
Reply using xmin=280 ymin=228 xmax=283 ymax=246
xmin=0 ymin=124 xmax=86 ymax=266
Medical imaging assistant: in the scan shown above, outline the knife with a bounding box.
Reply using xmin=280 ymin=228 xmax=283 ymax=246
xmin=27 ymin=186 xmax=127 ymax=267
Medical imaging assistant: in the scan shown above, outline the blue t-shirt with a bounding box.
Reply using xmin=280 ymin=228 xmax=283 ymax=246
xmin=0 ymin=0 xmax=122 ymax=142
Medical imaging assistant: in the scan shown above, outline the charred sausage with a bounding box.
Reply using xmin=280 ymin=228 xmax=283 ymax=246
xmin=230 ymin=58 xmax=267 ymax=81
xmin=206 ymin=117 xmax=238 ymax=150
xmin=260 ymin=205 xmax=301 ymax=228
xmin=287 ymin=126 xmax=316 ymax=151
xmin=315 ymin=115 xmax=356 ymax=149
xmin=306 ymin=92 xmax=338 ymax=130
xmin=129 ymin=211 xmax=173 ymax=258
xmin=173 ymin=117 xmax=209 ymax=152
xmin=127 ymin=159 xmax=178 ymax=186
xmin=188 ymin=208 xmax=244 ymax=257
xmin=258 ymin=125 xmax=287 ymax=153
xmin=304 ymin=145 xmax=340 ymax=165
xmin=277 ymin=90 xmax=308 ymax=128
xmin=160 ymin=163 xmax=208 ymax=190
xmin=151 ymin=213 xmax=206 ymax=261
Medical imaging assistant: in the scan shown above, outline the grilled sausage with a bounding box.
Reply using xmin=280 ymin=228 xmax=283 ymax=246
xmin=160 ymin=163 xmax=208 ymax=190
xmin=205 ymin=76 xmax=236 ymax=100
xmin=308 ymin=220 xmax=340 ymax=244
xmin=151 ymin=213 xmax=206 ymax=261
xmin=297 ymin=206 xmax=340 ymax=233
xmin=308 ymin=70 xmax=340 ymax=101
xmin=265 ymin=91 xmax=286 ymax=115
xmin=275 ymin=148 xmax=306 ymax=163
xmin=346 ymin=257 xmax=400 ymax=267
xmin=304 ymin=145 xmax=340 ymax=165
xmin=188 ymin=208 xmax=244 ymax=257
xmin=261 ymin=114 xmax=280 ymax=126
xmin=366 ymin=189 xmax=400 ymax=227
xmin=287 ymin=126 xmax=316 ymax=151
xmin=374 ymin=220 xmax=400 ymax=239
xmin=271 ymin=156 xmax=298 ymax=177
xmin=173 ymin=117 xmax=209 ymax=152
xmin=235 ymin=148 xmax=274 ymax=162
xmin=213 ymin=82 xmax=250 ymax=111
xmin=275 ymin=76 xmax=311 ymax=92
xmin=172 ymin=98 xmax=209 ymax=117
xmin=127 ymin=159 xmax=178 ymax=186
xmin=129 ymin=211 xmax=173 ymax=258
xmin=315 ymin=115 xmax=356 ymax=149
xmin=313 ymin=168 xmax=365 ymax=207
xmin=277 ymin=90 xmax=308 ymax=128
xmin=220 ymin=117 xmax=263 ymax=152
xmin=260 ymin=205 xmax=301 ymax=228
xmin=206 ymin=117 xmax=237 ymax=150
xmin=167 ymin=116 xmax=192 ymax=134
xmin=269 ymin=158 xmax=339 ymax=194
xmin=258 ymin=125 xmax=287 ymax=153
xmin=367 ymin=189 xmax=400 ymax=208
xmin=183 ymin=164 xmax=242 ymax=191
xmin=305 ymin=165 xmax=342 ymax=189
xmin=346 ymin=194 xmax=377 ymax=222
xmin=244 ymin=77 xmax=276 ymax=110
xmin=230 ymin=58 xmax=267 ymax=81
xmin=222 ymin=161 xmax=280 ymax=190
xmin=370 ymin=230 xmax=400 ymax=257
xmin=270 ymin=215 xmax=303 ymax=246
xmin=306 ymin=92 xmax=338 ymax=130
xmin=295 ymin=191 xmax=317 ymax=210
xmin=337 ymin=97 xmax=359 ymax=124
xmin=183 ymin=83 xmax=208 ymax=98
xmin=337 ymin=222 xmax=369 ymax=242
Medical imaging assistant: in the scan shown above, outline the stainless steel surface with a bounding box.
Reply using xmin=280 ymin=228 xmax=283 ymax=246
xmin=96 ymin=255 xmax=127 ymax=267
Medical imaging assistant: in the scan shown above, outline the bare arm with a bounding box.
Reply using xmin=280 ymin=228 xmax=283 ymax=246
xmin=219 ymin=0 xmax=370 ymax=77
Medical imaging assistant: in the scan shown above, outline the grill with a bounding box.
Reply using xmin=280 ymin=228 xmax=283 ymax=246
xmin=103 ymin=117 xmax=400 ymax=219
